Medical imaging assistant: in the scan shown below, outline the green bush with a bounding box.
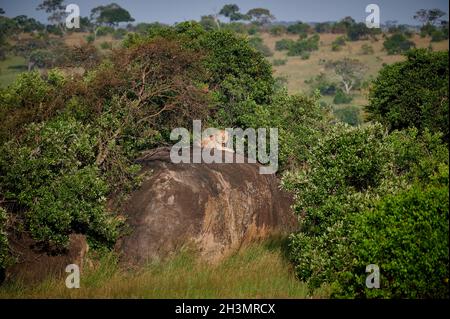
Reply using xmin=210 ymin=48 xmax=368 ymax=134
xmin=275 ymin=38 xmax=295 ymax=51
xmin=283 ymin=123 xmax=449 ymax=298
xmin=269 ymin=25 xmax=287 ymax=36
xmin=305 ymin=73 xmax=337 ymax=95
xmin=333 ymin=89 xmax=353 ymax=104
xmin=331 ymin=36 xmax=346 ymax=51
xmin=85 ymin=34 xmax=95 ymax=44
xmin=0 ymin=117 xmax=122 ymax=248
xmin=95 ymin=26 xmax=114 ymax=37
xmin=248 ymin=36 xmax=273 ymax=57
xmin=100 ymin=41 xmax=112 ymax=50
xmin=366 ymin=49 xmax=449 ymax=142
xmin=287 ymin=22 xmax=310 ymax=36
xmin=383 ymin=33 xmax=415 ymax=54
xmin=335 ymin=174 xmax=449 ymax=298
xmin=0 ymin=207 xmax=9 ymax=271
xmin=360 ymin=43 xmax=374 ymax=55
xmin=333 ymin=105 xmax=362 ymax=126
xmin=430 ymin=29 xmax=446 ymax=42
xmin=239 ymin=90 xmax=327 ymax=170
xmin=287 ymin=34 xmax=319 ymax=56
xmin=272 ymin=59 xmax=287 ymax=66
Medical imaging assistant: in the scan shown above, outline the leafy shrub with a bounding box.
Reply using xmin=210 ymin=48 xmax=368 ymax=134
xmin=430 ymin=29 xmax=446 ymax=42
xmin=248 ymin=36 xmax=273 ymax=57
xmin=0 ymin=37 xmax=213 ymax=254
xmin=85 ymin=34 xmax=95 ymax=44
xmin=335 ymin=174 xmax=449 ymax=298
xmin=287 ymin=22 xmax=310 ymax=36
xmin=333 ymin=89 xmax=353 ymax=104
xmin=239 ymin=91 xmax=327 ymax=170
xmin=331 ymin=36 xmax=346 ymax=51
xmin=0 ymin=207 xmax=9 ymax=271
xmin=269 ymin=25 xmax=287 ymax=36
xmin=95 ymin=26 xmax=114 ymax=37
xmin=0 ymin=117 xmax=122 ymax=248
xmin=305 ymin=73 xmax=337 ymax=95
xmin=287 ymin=34 xmax=319 ymax=56
xmin=275 ymin=38 xmax=295 ymax=51
xmin=333 ymin=105 xmax=362 ymax=125
xmin=300 ymin=51 xmax=310 ymax=60
xmin=383 ymin=33 xmax=415 ymax=54
xmin=100 ymin=41 xmax=112 ymax=50
xmin=360 ymin=43 xmax=374 ymax=55
xmin=272 ymin=59 xmax=287 ymax=66
xmin=283 ymin=123 xmax=449 ymax=298
xmin=366 ymin=49 xmax=449 ymax=142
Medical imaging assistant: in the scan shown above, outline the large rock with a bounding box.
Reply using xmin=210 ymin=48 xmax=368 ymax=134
xmin=117 ymin=147 xmax=296 ymax=265
xmin=4 ymin=233 xmax=88 ymax=283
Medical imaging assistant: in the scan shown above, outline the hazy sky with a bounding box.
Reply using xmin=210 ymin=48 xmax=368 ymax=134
xmin=0 ymin=0 xmax=448 ymax=25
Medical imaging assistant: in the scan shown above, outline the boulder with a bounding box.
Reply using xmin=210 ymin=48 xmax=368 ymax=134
xmin=4 ymin=233 xmax=88 ymax=283
xmin=117 ymin=147 xmax=296 ymax=265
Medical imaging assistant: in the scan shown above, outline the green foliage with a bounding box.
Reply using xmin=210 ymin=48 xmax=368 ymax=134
xmin=0 ymin=36 xmax=212 ymax=256
xmin=100 ymin=41 xmax=112 ymax=50
xmin=331 ymin=36 xmax=346 ymax=51
xmin=366 ymin=49 xmax=449 ymax=142
xmin=0 ymin=117 xmax=121 ymax=248
xmin=305 ymin=73 xmax=337 ymax=95
xmin=272 ymin=59 xmax=287 ymax=66
xmin=239 ymin=90 xmax=328 ymax=170
xmin=275 ymin=38 xmax=295 ymax=51
xmin=287 ymin=34 xmax=319 ymax=56
xmin=287 ymin=22 xmax=310 ymax=36
xmin=333 ymin=105 xmax=362 ymax=126
xmin=360 ymin=43 xmax=374 ymax=55
xmin=0 ymin=207 xmax=9 ymax=270
xmin=248 ymin=36 xmax=273 ymax=57
xmin=335 ymin=174 xmax=449 ymax=298
xmin=283 ymin=123 xmax=449 ymax=298
xmin=95 ymin=26 xmax=114 ymax=37
xmin=123 ymin=24 xmax=275 ymax=126
xmin=346 ymin=22 xmax=376 ymax=41
xmin=333 ymin=89 xmax=353 ymax=104
xmin=383 ymin=33 xmax=415 ymax=54
xmin=85 ymin=34 xmax=95 ymax=43
xmin=269 ymin=25 xmax=287 ymax=36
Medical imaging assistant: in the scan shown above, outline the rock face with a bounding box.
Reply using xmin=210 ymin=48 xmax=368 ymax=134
xmin=4 ymin=233 xmax=88 ymax=283
xmin=117 ymin=147 xmax=296 ymax=265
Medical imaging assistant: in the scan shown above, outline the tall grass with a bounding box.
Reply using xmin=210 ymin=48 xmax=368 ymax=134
xmin=0 ymin=236 xmax=330 ymax=298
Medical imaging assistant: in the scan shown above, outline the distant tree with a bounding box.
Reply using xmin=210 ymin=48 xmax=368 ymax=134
xmin=383 ymin=33 xmax=415 ymax=54
xmin=0 ymin=8 xmax=5 ymax=15
xmin=90 ymin=3 xmax=135 ymax=27
xmin=199 ymin=15 xmax=219 ymax=30
xmin=315 ymin=22 xmax=332 ymax=33
xmin=219 ymin=4 xmax=247 ymax=22
xmin=287 ymin=21 xmax=310 ymax=35
xmin=414 ymin=8 xmax=446 ymax=26
xmin=246 ymin=8 xmax=275 ymax=25
xmin=36 ymin=0 xmax=66 ymax=29
xmin=325 ymin=58 xmax=367 ymax=94
xmin=0 ymin=16 xmax=16 ymax=60
xmin=366 ymin=49 xmax=449 ymax=142
xmin=13 ymin=15 xmax=45 ymax=33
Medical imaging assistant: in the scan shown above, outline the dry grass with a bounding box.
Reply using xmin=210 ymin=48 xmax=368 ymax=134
xmin=0 ymin=236 xmax=330 ymax=299
xmin=261 ymin=32 xmax=448 ymax=102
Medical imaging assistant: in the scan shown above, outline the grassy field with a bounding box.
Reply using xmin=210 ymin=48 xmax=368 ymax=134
xmin=0 ymin=55 xmax=27 ymax=88
xmin=259 ymin=32 xmax=448 ymax=121
xmin=0 ymin=236 xmax=330 ymax=299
